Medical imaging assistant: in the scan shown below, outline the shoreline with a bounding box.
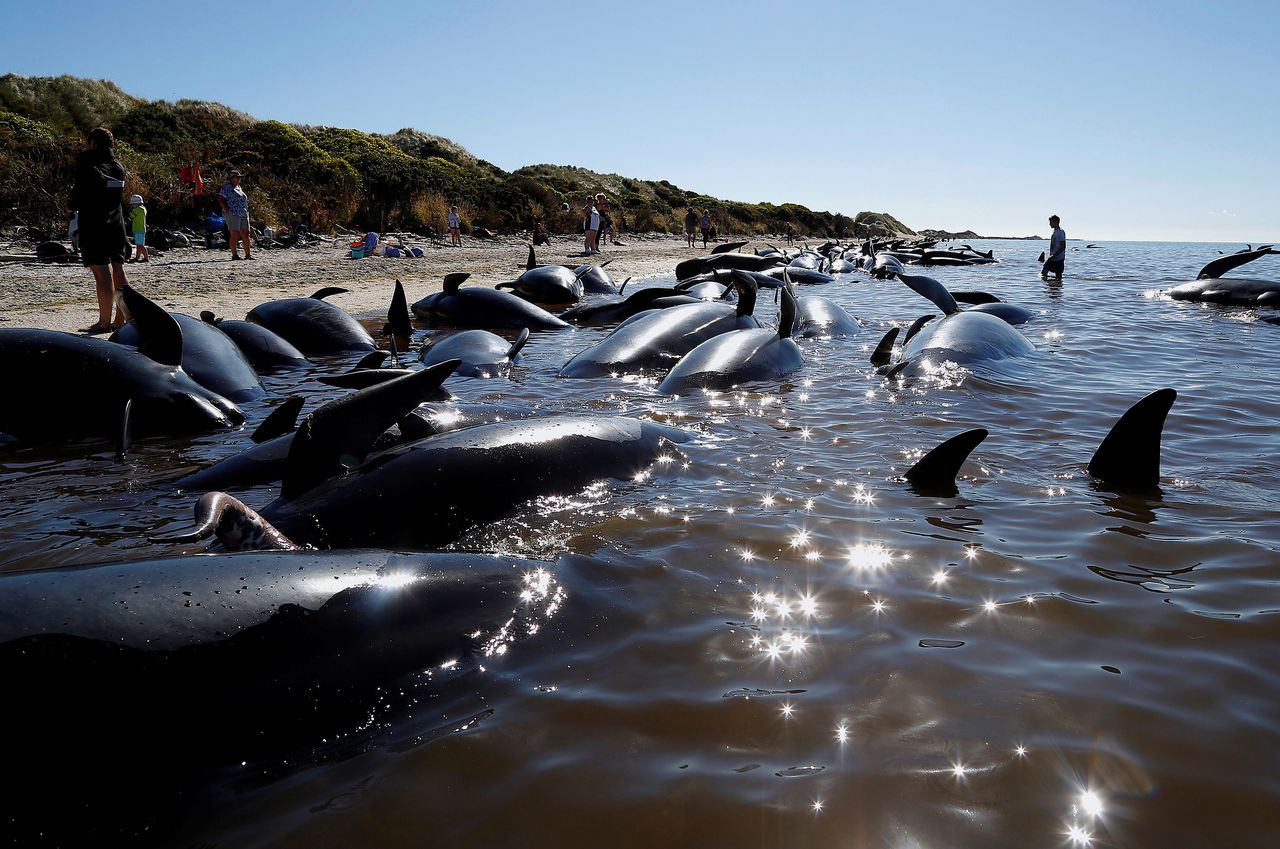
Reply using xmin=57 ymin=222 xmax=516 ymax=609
xmin=0 ymin=233 xmax=713 ymax=334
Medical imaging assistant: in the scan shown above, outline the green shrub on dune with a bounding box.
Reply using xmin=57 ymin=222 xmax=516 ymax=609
xmin=0 ymin=74 xmax=915 ymax=239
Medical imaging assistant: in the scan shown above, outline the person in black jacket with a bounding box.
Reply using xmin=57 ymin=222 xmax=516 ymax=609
xmin=70 ymin=127 xmax=130 ymax=333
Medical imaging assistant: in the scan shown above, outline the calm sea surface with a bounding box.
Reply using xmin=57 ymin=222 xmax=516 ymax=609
xmin=2 ymin=239 xmax=1278 ymax=847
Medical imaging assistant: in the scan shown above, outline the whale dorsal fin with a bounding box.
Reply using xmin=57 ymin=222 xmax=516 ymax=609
xmin=902 ymin=314 xmax=936 ymax=345
xmin=1196 ymin=248 xmax=1273 ymax=280
xmin=507 ymin=328 xmax=531 ymax=361
xmin=897 ymin=273 xmax=959 ymax=315
xmin=120 ymin=286 xmax=183 ymax=367
xmin=905 ymin=428 xmax=988 ymax=493
xmin=777 ymin=284 xmax=797 ymax=340
xmin=386 ymin=280 xmax=412 ymax=338
xmin=1087 ymin=388 xmax=1177 ymax=489
xmin=352 ymin=351 xmax=390 ymax=370
xmin=618 ymin=276 xmax=630 ymax=296
xmin=311 ymin=287 xmax=349 ymax=300
xmin=730 ymin=269 xmax=759 ymax=318
xmin=443 ymin=272 xmax=470 ymax=294
xmin=951 ymin=291 xmax=1001 ymax=305
xmin=282 ymin=359 xmax=462 ymax=500
xmin=251 ymin=396 xmax=305 ymax=444
xmin=711 ymin=240 xmax=749 ymax=255
xmin=526 ymin=244 xmax=537 ymax=271
xmin=870 ymin=326 xmax=899 ymax=366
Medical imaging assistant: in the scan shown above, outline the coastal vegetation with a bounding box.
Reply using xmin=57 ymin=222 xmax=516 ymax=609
xmin=0 ymin=74 xmax=915 ymax=240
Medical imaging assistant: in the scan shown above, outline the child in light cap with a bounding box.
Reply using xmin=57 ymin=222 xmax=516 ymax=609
xmin=129 ymin=194 xmax=148 ymax=262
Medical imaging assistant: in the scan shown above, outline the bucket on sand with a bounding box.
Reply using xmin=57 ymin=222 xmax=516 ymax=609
xmin=349 ymin=241 xmax=365 ymax=259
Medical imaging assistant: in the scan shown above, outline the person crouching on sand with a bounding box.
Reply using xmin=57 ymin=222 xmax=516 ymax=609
xmin=70 ymin=127 xmax=130 ymax=334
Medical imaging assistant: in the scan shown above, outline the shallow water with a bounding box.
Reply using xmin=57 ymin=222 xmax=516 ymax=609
xmin=2 ymin=240 xmax=1278 ymax=847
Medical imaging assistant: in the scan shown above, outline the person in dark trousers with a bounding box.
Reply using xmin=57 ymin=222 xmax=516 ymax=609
xmin=699 ymin=209 xmax=712 ymax=248
xmin=70 ymin=127 xmax=130 ymax=333
xmin=1042 ymin=215 xmax=1066 ymax=281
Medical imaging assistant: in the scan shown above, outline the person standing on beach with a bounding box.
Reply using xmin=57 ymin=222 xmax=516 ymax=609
xmin=1041 ymin=214 xmax=1065 ymax=281
xmin=128 ymin=194 xmax=148 ymax=262
xmin=684 ymin=207 xmax=697 ymax=248
xmin=218 ymin=170 xmax=253 ymax=260
xmin=596 ymin=193 xmax=613 ymax=247
xmin=583 ymin=196 xmax=600 ymax=255
xmin=447 ymin=206 xmax=462 ymax=246
xmin=70 ymin=127 xmax=129 ymax=333
xmin=699 ymin=209 xmax=712 ymax=248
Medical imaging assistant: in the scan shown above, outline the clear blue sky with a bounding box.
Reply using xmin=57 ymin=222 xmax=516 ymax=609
xmin=4 ymin=0 xmax=1277 ymax=241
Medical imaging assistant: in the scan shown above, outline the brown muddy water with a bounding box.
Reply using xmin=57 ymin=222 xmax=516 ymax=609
xmin=1 ymin=240 xmax=1277 ymax=847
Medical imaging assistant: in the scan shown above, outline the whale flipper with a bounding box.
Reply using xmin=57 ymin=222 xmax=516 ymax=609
xmin=507 ymin=327 xmax=531 ymax=361
xmin=1196 ymin=248 xmax=1275 ymax=280
xmin=905 ymin=428 xmax=988 ymax=493
xmin=870 ymin=327 xmax=899 ymax=366
xmin=251 ymin=397 xmax=305 ymax=444
xmin=897 ymin=273 xmax=959 ymax=315
xmin=120 ymin=286 xmax=183 ymax=367
xmin=310 ymin=287 xmax=349 ymax=300
xmin=282 ymin=359 xmax=462 ymax=499
xmin=1087 ymin=388 xmax=1177 ymax=489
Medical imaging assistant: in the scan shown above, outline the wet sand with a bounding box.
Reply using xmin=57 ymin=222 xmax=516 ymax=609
xmin=0 ymin=233 xmax=719 ymax=332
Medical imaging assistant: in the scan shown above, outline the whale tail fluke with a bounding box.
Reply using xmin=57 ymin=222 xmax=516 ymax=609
xmin=1087 ymin=388 xmax=1177 ymax=490
xmin=905 ymin=428 xmax=989 ymax=494
xmin=251 ymin=396 xmax=305 ymax=444
xmin=151 ymin=492 xmax=297 ymax=551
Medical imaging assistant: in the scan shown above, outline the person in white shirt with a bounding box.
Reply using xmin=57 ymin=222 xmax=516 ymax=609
xmin=1042 ymin=215 xmax=1066 ymax=281
xmin=447 ymin=206 xmax=462 ymax=246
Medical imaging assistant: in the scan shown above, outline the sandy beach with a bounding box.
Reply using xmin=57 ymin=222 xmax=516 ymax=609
xmin=0 ymin=232 xmax=714 ymax=333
